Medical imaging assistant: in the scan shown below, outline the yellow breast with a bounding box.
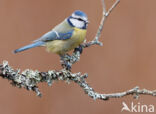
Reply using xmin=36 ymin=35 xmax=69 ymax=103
xmin=46 ymin=28 xmax=87 ymax=55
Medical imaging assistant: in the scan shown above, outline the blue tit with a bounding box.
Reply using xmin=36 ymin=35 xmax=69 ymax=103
xmin=14 ymin=10 xmax=89 ymax=56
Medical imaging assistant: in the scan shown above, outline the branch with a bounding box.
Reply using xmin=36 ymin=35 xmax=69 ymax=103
xmin=0 ymin=61 xmax=156 ymax=100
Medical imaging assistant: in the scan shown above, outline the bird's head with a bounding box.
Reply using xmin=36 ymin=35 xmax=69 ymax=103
xmin=67 ymin=10 xmax=89 ymax=29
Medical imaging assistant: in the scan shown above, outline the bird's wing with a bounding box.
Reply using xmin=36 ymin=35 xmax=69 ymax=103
xmin=33 ymin=30 xmax=74 ymax=42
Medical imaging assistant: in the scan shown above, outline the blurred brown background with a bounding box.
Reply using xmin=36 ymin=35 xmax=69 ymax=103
xmin=0 ymin=0 xmax=156 ymax=114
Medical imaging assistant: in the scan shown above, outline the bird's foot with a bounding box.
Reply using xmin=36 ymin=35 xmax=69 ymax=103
xmin=62 ymin=61 xmax=72 ymax=71
xmin=74 ymin=45 xmax=83 ymax=54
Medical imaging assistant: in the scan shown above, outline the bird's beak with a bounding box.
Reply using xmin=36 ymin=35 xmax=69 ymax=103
xmin=86 ymin=20 xmax=90 ymax=24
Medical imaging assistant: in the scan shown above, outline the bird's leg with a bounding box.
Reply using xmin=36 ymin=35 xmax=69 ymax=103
xmin=74 ymin=45 xmax=83 ymax=54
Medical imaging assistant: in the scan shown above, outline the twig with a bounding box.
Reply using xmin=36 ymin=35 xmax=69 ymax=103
xmin=82 ymin=0 xmax=120 ymax=48
xmin=0 ymin=61 xmax=156 ymax=100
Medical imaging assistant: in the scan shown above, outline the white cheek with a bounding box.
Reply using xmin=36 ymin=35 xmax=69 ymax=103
xmin=70 ymin=19 xmax=84 ymax=28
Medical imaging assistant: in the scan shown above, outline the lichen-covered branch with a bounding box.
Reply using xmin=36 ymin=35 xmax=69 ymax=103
xmin=0 ymin=61 xmax=156 ymax=100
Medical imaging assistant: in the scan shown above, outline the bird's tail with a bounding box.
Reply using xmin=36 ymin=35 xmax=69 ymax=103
xmin=14 ymin=41 xmax=45 ymax=53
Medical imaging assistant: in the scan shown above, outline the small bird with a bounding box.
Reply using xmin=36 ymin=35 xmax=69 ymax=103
xmin=14 ymin=10 xmax=89 ymax=56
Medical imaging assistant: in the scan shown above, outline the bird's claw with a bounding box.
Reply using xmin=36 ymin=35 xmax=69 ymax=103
xmin=61 ymin=61 xmax=71 ymax=71
xmin=74 ymin=45 xmax=83 ymax=54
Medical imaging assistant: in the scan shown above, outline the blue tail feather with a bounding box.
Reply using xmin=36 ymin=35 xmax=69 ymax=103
xmin=14 ymin=41 xmax=45 ymax=53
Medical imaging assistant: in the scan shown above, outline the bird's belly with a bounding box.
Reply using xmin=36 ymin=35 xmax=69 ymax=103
xmin=46 ymin=40 xmax=67 ymax=55
xmin=46 ymin=28 xmax=86 ymax=55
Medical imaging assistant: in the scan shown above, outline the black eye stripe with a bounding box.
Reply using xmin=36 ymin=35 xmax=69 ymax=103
xmin=77 ymin=18 xmax=83 ymax=21
xmin=71 ymin=17 xmax=85 ymax=22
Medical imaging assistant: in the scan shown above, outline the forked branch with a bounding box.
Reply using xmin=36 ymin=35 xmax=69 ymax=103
xmin=82 ymin=0 xmax=120 ymax=48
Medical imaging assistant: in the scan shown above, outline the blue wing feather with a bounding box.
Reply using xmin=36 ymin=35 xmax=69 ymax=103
xmin=34 ymin=30 xmax=74 ymax=42
xmin=57 ymin=30 xmax=74 ymax=40
xmin=14 ymin=41 xmax=45 ymax=53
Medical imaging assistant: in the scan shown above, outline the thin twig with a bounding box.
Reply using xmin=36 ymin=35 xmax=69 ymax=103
xmin=106 ymin=0 xmax=120 ymax=17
